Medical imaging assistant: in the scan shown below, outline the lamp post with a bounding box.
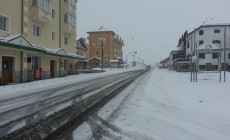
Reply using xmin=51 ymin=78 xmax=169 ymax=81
xmin=126 ymin=51 xmax=137 ymax=69
xmin=99 ymin=38 xmax=105 ymax=72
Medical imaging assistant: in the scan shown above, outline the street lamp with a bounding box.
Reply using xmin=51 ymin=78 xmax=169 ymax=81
xmin=99 ymin=38 xmax=105 ymax=72
xmin=126 ymin=51 xmax=137 ymax=69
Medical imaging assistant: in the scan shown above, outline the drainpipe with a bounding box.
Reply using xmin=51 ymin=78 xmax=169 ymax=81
xmin=20 ymin=0 xmax=24 ymax=83
xmin=20 ymin=52 xmax=23 ymax=83
xmin=59 ymin=0 xmax=62 ymax=77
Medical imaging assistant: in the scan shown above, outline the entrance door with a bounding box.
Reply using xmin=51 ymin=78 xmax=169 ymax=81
xmin=50 ymin=60 xmax=55 ymax=78
xmin=2 ymin=57 xmax=13 ymax=84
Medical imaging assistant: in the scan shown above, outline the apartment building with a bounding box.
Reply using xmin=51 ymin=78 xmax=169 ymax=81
xmin=186 ymin=24 xmax=230 ymax=71
xmin=0 ymin=0 xmax=83 ymax=85
xmin=87 ymin=27 xmax=124 ymax=68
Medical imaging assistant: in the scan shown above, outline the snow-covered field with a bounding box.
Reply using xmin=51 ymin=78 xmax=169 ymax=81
xmin=74 ymin=68 xmax=230 ymax=140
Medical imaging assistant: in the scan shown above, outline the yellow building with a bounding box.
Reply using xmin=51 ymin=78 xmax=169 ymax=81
xmin=0 ymin=0 xmax=83 ymax=85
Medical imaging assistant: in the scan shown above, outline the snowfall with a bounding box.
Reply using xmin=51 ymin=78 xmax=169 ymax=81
xmin=1 ymin=67 xmax=230 ymax=140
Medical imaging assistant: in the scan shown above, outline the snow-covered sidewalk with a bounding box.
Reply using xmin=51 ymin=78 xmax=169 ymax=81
xmin=74 ymin=68 xmax=230 ymax=140
xmin=0 ymin=68 xmax=135 ymax=100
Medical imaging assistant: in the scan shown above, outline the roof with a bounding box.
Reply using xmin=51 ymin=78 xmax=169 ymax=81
xmin=196 ymin=43 xmax=220 ymax=52
xmin=160 ymin=57 xmax=170 ymax=64
xmin=188 ymin=23 xmax=230 ymax=35
xmin=87 ymin=30 xmax=116 ymax=35
xmin=0 ymin=34 xmax=21 ymax=42
xmin=89 ymin=56 xmax=101 ymax=61
xmin=170 ymin=50 xmax=185 ymax=55
xmin=87 ymin=27 xmax=116 ymax=35
xmin=110 ymin=59 xmax=119 ymax=62
xmin=0 ymin=34 xmax=85 ymax=60
xmin=0 ymin=34 xmax=33 ymax=47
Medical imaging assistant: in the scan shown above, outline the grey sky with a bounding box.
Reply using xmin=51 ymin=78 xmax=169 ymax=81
xmin=77 ymin=0 xmax=230 ymax=65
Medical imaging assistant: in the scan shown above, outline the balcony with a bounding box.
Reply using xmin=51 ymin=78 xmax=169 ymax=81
xmin=31 ymin=6 xmax=51 ymax=24
xmin=63 ymin=23 xmax=76 ymax=35
xmin=63 ymin=1 xmax=76 ymax=16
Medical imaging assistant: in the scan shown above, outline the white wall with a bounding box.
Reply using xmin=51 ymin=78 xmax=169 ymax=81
xmin=186 ymin=25 xmax=230 ymax=65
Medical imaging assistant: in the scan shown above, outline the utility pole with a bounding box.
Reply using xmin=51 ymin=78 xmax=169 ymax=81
xmin=101 ymin=40 xmax=104 ymax=72
xmin=224 ymin=27 xmax=226 ymax=82
xmin=99 ymin=38 xmax=105 ymax=72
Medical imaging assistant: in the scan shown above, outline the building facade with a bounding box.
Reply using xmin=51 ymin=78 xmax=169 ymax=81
xmin=186 ymin=24 xmax=230 ymax=71
xmin=87 ymin=28 xmax=124 ymax=68
xmin=0 ymin=0 xmax=83 ymax=85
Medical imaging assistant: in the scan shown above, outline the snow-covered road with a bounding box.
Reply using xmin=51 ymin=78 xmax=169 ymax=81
xmin=73 ymin=68 xmax=230 ymax=140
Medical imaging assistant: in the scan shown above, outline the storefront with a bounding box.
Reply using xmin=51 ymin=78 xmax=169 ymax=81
xmin=0 ymin=35 xmax=85 ymax=85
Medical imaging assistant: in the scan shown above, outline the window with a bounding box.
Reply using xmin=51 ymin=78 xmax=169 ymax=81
xmin=32 ymin=0 xmax=38 ymax=6
xmin=32 ymin=0 xmax=50 ymax=11
xmin=199 ymin=40 xmax=204 ymax=45
xmin=228 ymin=53 xmax=230 ymax=59
xmin=32 ymin=56 xmax=41 ymax=70
xmin=214 ymin=29 xmax=220 ymax=33
xmin=64 ymin=36 xmax=68 ymax=44
xmin=199 ymin=53 xmax=205 ymax=59
xmin=64 ymin=60 xmax=68 ymax=71
xmin=52 ymin=31 xmax=55 ymax=40
xmin=64 ymin=13 xmax=76 ymax=26
xmin=213 ymin=40 xmax=221 ymax=45
xmin=52 ymin=9 xmax=55 ymax=19
xmin=213 ymin=65 xmax=218 ymax=70
xmin=0 ymin=14 xmax=9 ymax=32
xmin=33 ymin=24 xmax=41 ymax=36
xmin=40 ymin=0 xmax=50 ymax=11
xmin=212 ymin=53 xmax=218 ymax=59
xmin=64 ymin=0 xmax=76 ymax=6
xmin=199 ymin=65 xmax=205 ymax=70
xmin=199 ymin=30 xmax=204 ymax=35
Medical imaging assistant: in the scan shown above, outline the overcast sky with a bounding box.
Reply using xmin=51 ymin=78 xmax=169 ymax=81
xmin=77 ymin=0 xmax=230 ymax=65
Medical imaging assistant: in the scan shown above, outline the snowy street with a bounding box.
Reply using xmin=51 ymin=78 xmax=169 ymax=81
xmin=1 ymin=67 xmax=230 ymax=140
xmin=73 ymin=68 xmax=230 ymax=140
xmin=0 ymin=68 xmax=146 ymax=139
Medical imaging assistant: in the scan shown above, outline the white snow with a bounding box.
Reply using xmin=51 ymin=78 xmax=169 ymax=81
xmin=0 ymin=68 xmax=136 ymax=101
xmin=8 ymin=120 xmax=26 ymax=134
xmin=2 ymin=67 xmax=230 ymax=140
xmin=73 ymin=68 xmax=230 ymax=140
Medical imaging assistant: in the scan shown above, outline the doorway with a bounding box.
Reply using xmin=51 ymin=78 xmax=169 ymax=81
xmin=50 ymin=60 xmax=56 ymax=78
xmin=2 ymin=56 xmax=14 ymax=84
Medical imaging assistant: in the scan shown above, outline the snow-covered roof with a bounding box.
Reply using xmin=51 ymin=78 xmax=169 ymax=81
xmin=68 ymin=52 xmax=85 ymax=59
xmin=114 ymin=56 xmax=122 ymax=60
xmin=87 ymin=27 xmax=116 ymax=35
xmin=110 ymin=59 xmax=119 ymax=63
xmin=0 ymin=34 xmax=21 ymax=42
xmin=188 ymin=23 xmax=230 ymax=35
xmin=196 ymin=43 xmax=220 ymax=52
xmin=0 ymin=34 xmax=85 ymax=60
xmin=89 ymin=56 xmax=101 ymax=61
xmin=0 ymin=34 xmax=33 ymax=47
